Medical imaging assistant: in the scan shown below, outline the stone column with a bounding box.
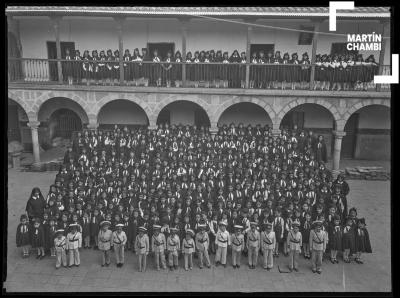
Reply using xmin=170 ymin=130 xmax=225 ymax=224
xmin=210 ymin=123 xmax=219 ymax=140
xmin=86 ymin=121 xmax=99 ymax=130
xmin=332 ymin=130 xmax=346 ymax=172
xmin=271 ymin=129 xmax=281 ymax=138
xmin=27 ymin=121 xmax=41 ymax=164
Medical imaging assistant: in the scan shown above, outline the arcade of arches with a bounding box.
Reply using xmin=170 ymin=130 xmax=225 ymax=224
xmin=8 ymin=91 xmax=390 ymax=171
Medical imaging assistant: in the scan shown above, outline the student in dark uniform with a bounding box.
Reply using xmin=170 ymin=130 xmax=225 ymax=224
xmin=315 ymin=135 xmax=327 ymax=164
xmin=239 ymin=51 xmax=247 ymax=89
xmin=354 ymin=218 xmax=372 ymax=264
xmin=172 ymin=51 xmax=182 ymax=87
xmin=16 ymin=214 xmax=31 ymax=258
xmin=123 ymin=49 xmax=132 ymax=86
xmin=221 ymin=51 xmax=230 ymax=88
xmin=63 ymin=48 xmax=73 ymax=85
xmin=364 ymin=55 xmax=378 ymax=91
xmin=26 ymin=187 xmax=46 ymax=222
xmin=209 ymin=50 xmax=216 ymax=87
xmin=130 ymin=48 xmax=141 ymax=86
xmin=193 ymin=51 xmax=201 ymax=88
xmin=162 ymin=51 xmax=173 ymax=88
xmin=113 ymin=50 xmax=120 ymax=85
xmin=72 ymin=50 xmax=82 ymax=85
xmin=314 ymin=54 xmax=322 ymax=90
xmin=249 ymin=52 xmax=257 ymax=89
xmin=203 ymin=51 xmax=211 ymax=88
xmin=265 ymin=51 xmax=274 ymax=89
xmin=272 ymin=51 xmax=282 ymax=89
xmin=141 ymin=48 xmax=151 ymax=86
xmin=280 ymin=52 xmax=291 ymax=90
xmin=229 ymin=50 xmax=241 ymax=88
xmin=257 ymin=50 xmax=266 ymax=89
xmin=290 ymin=53 xmax=300 ymax=90
xmin=152 ymin=49 xmax=162 ymax=87
xmin=31 ymin=218 xmax=46 ymax=259
xmin=331 ymin=54 xmax=340 ymax=91
xmin=214 ymin=50 xmax=223 ymax=88
xmin=91 ymin=50 xmax=99 ymax=85
xmin=300 ymin=52 xmax=311 ymax=89
xmin=82 ymin=50 xmax=91 ymax=86
xmin=328 ymin=214 xmax=342 ymax=263
xmin=344 ymin=53 xmax=355 ymax=91
xmin=185 ymin=51 xmax=193 ymax=86
xmin=98 ymin=50 xmax=107 ymax=85
xmin=106 ymin=49 xmax=114 ymax=85
xmin=342 ymin=216 xmax=356 ymax=263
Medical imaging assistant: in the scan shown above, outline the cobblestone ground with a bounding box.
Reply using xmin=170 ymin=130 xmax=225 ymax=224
xmin=4 ymin=169 xmax=391 ymax=292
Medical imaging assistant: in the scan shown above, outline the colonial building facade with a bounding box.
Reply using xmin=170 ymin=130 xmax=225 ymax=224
xmin=7 ymin=7 xmax=391 ymax=171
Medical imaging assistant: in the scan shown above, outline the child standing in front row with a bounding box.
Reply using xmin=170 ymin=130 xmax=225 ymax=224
xmin=231 ymin=225 xmax=245 ymax=269
xmin=354 ymin=218 xmax=372 ymax=264
xmin=31 ymin=218 xmax=45 ymax=259
xmin=287 ymin=220 xmax=302 ymax=272
xmin=167 ymin=227 xmax=180 ymax=271
xmin=328 ymin=215 xmax=342 ymax=264
xmin=182 ymin=229 xmax=195 ymax=271
xmin=16 ymin=214 xmax=31 ymax=258
xmin=54 ymin=229 xmax=67 ymax=269
xmin=135 ymin=226 xmax=149 ymax=272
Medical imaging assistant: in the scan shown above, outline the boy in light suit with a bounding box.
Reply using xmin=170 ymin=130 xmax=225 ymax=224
xmin=66 ymin=223 xmax=82 ymax=267
xmin=261 ymin=222 xmax=275 ymax=270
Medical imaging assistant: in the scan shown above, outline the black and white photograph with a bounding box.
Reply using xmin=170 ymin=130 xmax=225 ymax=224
xmin=5 ymin=4 xmax=393 ymax=293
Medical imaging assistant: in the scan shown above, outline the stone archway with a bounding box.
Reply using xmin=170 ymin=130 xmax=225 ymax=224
xmin=217 ymin=102 xmax=273 ymax=127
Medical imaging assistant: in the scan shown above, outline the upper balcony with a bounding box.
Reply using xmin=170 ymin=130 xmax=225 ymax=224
xmin=7 ymin=6 xmax=392 ymax=95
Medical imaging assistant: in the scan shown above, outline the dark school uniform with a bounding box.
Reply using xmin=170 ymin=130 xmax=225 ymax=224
xmin=151 ymin=55 xmax=162 ymax=84
xmin=342 ymin=224 xmax=356 ymax=253
xmin=329 ymin=225 xmax=343 ymax=251
xmin=300 ymin=58 xmax=311 ymax=82
xmin=62 ymin=54 xmax=73 ymax=79
xmin=132 ymin=54 xmax=143 ymax=80
xmin=355 ymin=227 xmax=372 ymax=253
xmin=172 ymin=55 xmax=182 ymax=82
xmin=72 ymin=53 xmax=82 ymax=82
xmin=42 ymin=220 xmax=50 ymax=250
xmin=123 ymin=54 xmax=132 ymax=81
xmin=31 ymin=225 xmax=45 ymax=248
xmin=16 ymin=223 xmax=31 ymax=247
xmin=82 ymin=55 xmax=92 ymax=81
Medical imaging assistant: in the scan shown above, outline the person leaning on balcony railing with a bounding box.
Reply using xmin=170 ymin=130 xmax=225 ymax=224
xmin=300 ymin=52 xmax=311 ymax=90
xmin=123 ymin=49 xmax=132 ymax=86
xmin=82 ymin=50 xmax=91 ymax=86
xmin=106 ymin=49 xmax=114 ymax=86
xmin=214 ymin=50 xmax=222 ymax=88
xmin=131 ymin=48 xmax=142 ymax=86
xmin=320 ymin=54 xmax=330 ymax=91
xmin=271 ymin=51 xmax=282 ymax=89
xmin=98 ymin=50 xmax=107 ymax=86
xmin=152 ymin=49 xmax=162 ymax=87
xmin=331 ymin=54 xmax=340 ymax=91
xmin=141 ymin=48 xmax=150 ymax=87
xmin=204 ymin=51 xmax=211 ymax=88
xmin=364 ymin=55 xmax=378 ymax=91
xmin=290 ymin=53 xmax=300 ymax=90
xmin=229 ymin=50 xmax=241 ymax=89
xmin=280 ymin=52 xmax=291 ymax=90
xmin=221 ymin=52 xmax=230 ymax=88
xmin=72 ymin=50 xmax=82 ymax=84
xmin=193 ymin=51 xmax=201 ymax=88
xmin=113 ymin=50 xmax=120 ymax=85
xmin=257 ymin=51 xmax=266 ymax=89
xmin=172 ymin=50 xmax=182 ymax=87
xmin=239 ymin=52 xmax=246 ymax=89
xmin=344 ymin=53 xmax=355 ymax=91
xmin=249 ymin=52 xmax=258 ymax=89
xmin=314 ymin=54 xmax=322 ymax=91
xmin=91 ymin=50 xmax=100 ymax=85
xmin=63 ymin=48 xmax=73 ymax=85
xmin=209 ymin=50 xmax=216 ymax=87
xmin=162 ymin=51 xmax=173 ymax=88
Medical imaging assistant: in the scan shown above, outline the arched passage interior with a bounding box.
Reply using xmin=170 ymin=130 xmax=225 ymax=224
xmin=97 ymin=99 xmax=149 ymax=130
xmin=38 ymin=97 xmax=88 ymax=146
xmin=342 ymin=105 xmax=390 ymax=160
xmin=280 ymin=103 xmax=336 ymax=158
xmin=8 ymin=98 xmax=31 ymax=150
xmin=217 ymin=102 xmax=273 ymax=127
xmin=156 ymin=100 xmax=211 ymax=127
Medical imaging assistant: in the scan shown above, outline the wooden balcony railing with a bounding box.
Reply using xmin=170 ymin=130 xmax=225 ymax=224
xmin=8 ymin=58 xmax=390 ymax=92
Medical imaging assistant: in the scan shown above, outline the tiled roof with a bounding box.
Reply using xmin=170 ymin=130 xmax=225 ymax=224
xmin=6 ymin=6 xmax=391 ymax=17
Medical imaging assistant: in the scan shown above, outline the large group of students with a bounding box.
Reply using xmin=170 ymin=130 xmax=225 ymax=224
xmin=61 ymin=48 xmax=379 ymax=91
xmin=18 ymin=123 xmax=372 ymax=274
